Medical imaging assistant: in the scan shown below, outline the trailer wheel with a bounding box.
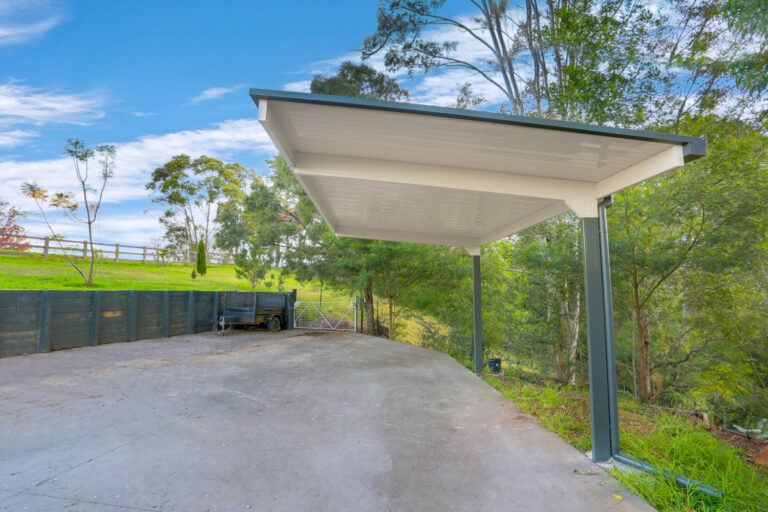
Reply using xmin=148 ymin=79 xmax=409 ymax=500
xmin=267 ymin=316 xmax=281 ymax=332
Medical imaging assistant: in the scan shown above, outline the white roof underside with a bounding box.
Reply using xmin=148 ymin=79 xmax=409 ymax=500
xmin=257 ymin=96 xmax=694 ymax=251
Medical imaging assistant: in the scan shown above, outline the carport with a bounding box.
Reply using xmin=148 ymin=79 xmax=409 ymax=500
xmin=249 ymin=88 xmax=707 ymax=464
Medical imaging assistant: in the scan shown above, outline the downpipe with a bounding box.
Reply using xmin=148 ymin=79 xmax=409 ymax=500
xmin=612 ymin=453 xmax=723 ymax=499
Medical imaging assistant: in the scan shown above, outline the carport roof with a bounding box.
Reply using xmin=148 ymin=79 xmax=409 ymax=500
xmin=250 ymin=88 xmax=706 ymax=252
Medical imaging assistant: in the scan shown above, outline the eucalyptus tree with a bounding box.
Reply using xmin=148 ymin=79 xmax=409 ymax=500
xmin=609 ymin=116 xmax=768 ymax=402
xmin=311 ymin=61 xmax=410 ymax=101
xmin=146 ymin=155 xmax=252 ymax=259
xmin=363 ymin=0 xmax=664 ymax=123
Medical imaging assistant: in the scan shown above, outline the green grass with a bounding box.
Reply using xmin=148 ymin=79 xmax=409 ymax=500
xmin=0 ymin=253 xmax=348 ymax=302
xmin=485 ymin=376 xmax=768 ymax=512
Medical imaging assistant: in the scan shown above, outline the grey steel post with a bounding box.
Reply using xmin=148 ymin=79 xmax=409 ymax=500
xmin=599 ymin=197 xmax=620 ymax=455
xmin=472 ymin=254 xmax=483 ymax=374
xmin=581 ymin=214 xmax=619 ymax=462
xmin=89 ymin=291 xmax=101 ymax=346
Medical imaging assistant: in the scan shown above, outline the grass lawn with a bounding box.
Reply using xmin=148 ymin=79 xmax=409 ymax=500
xmin=0 ymin=253 xmax=348 ymax=302
xmin=485 ymin=376 xmax=768 ymax=512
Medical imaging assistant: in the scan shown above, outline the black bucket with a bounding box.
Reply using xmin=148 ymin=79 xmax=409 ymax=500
xmin=487 ymin=358 xmax=501 ymax=373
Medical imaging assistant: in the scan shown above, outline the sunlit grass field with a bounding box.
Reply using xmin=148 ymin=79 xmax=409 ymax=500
xmin=0 ymin=253 xmax=348 ymax=302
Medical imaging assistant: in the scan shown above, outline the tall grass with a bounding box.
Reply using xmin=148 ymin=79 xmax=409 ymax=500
xmin=485 ymin=376 xmax=768 ymax=511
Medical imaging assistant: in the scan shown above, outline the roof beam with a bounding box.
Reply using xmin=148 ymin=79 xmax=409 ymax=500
xmin=478 ymin=201 xmax=571 ymax=246
xmin=596 ymin=145 xmax=684 ymax=198
xmin=293 ymin=152 xmax=596 ymax=203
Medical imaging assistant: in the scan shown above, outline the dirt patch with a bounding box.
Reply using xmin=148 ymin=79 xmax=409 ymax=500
xmin=291 ymin=330 xmax=339 ymax=337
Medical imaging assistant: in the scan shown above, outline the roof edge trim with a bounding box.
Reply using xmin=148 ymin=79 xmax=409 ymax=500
xmin=249 ymin=88 xmax=706 ymax=159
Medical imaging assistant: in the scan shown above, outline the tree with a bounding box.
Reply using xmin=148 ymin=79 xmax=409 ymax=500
xmin=489 ymin=215 xmax=585 ymax=384
xmin=310 ymin=61 xmax=410 ymax=101
xmin=196 ymin=240 xmax=207 ymax=275
xmin=0 ymin=199 xmax=27 ymax=251
xmin=21 ymin=139 xmax=115 ymax=286
xmin=363 ymin=0 xmax=664 ymax=123
xmin=609 ymin=116 xmax=768 ymax=401
xmin=146 ymin=155 xmax=251 ymax=260
xmin=723 ymin=0 xmax=768 ymax=99
xmin=216 ymin=163 xmax=318 ymax=291
xmin=363 ymin=1 xmax=763 ymax=127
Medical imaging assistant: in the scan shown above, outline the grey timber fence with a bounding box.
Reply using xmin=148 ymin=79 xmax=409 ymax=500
xmin=0 ymin=290 xmax=296 ymax=359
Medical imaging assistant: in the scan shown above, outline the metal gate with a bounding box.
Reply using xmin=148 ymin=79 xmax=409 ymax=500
xmin=293 ymin=301 xmax=357 ymax=331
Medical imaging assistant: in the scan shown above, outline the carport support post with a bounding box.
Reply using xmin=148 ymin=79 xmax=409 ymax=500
xmin=581 ymin=198 xmax=620 ymax=462
xmin=471 ymin=253 xmax=483 ymax=374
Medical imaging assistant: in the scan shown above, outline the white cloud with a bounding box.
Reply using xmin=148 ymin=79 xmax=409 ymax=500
xmin=0 ymin=16 xmax=60 ymax=45
xmin=130 ymin=111 xmax=156 ymax=118
xmin=282 ymin=80 xmax=311 ymax=93
xmin=191 ymin=85 xmax=243 ymax=103
xmin=0 ymin=129 xmax=37 ymax=147
xmin=2 ymin=118 xmax=276 ymax=244
xmin=409 ymin=69 xmax=509 ymax=107
xmin=0 ymin=81 xmax=105 ymax=128
xmin=0 ymin=0 xmax=64 ymax=45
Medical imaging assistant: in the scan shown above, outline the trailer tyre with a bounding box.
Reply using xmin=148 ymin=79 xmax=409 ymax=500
xmin=268 ymin=316 xmax=281 ymax=332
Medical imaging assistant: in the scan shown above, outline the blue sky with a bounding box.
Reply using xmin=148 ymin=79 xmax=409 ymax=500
xmin=1 ymin=0 xmax=501 ymax=244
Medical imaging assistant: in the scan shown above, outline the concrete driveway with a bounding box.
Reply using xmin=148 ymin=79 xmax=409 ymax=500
xmin=0 ymin=330 xmax=653 ymax=511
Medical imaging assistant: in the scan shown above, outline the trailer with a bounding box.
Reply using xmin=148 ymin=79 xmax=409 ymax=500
xmin=218 ymin=291 xmax=295 ymax=332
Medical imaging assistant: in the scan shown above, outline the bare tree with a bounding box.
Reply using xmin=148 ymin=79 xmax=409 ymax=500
xmin=22 ymin=139 xmax=115 ymax=286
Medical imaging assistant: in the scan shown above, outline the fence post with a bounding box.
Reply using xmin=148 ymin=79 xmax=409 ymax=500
xmin=43 ymin=237 xmax=50 ymax=259
xmin=212 ymin=291 xmax=220 ymax=331
xmin=82 ymin=240 xmax=87 ymax=259
xmin=37 ymin=290 xmax=51 ymax=352
xmin=126 ymin=290 xmax=136 ymax=341
xmin=89 ymin=291 xmax=101 ymax=346
xmin=161 ymin=290 xmax=169 ymax=337
xmin=187 ymin=290 xmax=196 ymax=334
xmin=142 ymin=246 xmax=147 ymax=263
xmin=114 ymin=243 xmax=120 ymax=264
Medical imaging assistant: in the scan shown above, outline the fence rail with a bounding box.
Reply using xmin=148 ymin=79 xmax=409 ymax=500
xmin=0 ymin=234 xmax=233 ymax=265
xmin=0 ymin=289 xmax=296 ymax=359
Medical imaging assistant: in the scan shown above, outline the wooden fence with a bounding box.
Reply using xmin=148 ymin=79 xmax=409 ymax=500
xmin=0 ymin=234 xmax=234 ymax=265
xmin=0 ymin=290 xmax=296 ymax=359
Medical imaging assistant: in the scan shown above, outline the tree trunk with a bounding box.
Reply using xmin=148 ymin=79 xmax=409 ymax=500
xmin=635 ymin=299 xmax=651 ymax=402
xmin=364 ymin=283 xmax=374 ymax=335
xmin=566 ymin=290 xmax=580 ymax=385
xmin=388 ymin=294 xmax=394 ymax=340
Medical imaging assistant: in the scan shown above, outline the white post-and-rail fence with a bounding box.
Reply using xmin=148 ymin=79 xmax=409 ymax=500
xmin=0 ymin=234 xmax=234 ymax=265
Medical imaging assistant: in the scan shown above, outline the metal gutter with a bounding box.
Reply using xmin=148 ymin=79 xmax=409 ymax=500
xmin=249 ymin=88 xmax=706 ymax=162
